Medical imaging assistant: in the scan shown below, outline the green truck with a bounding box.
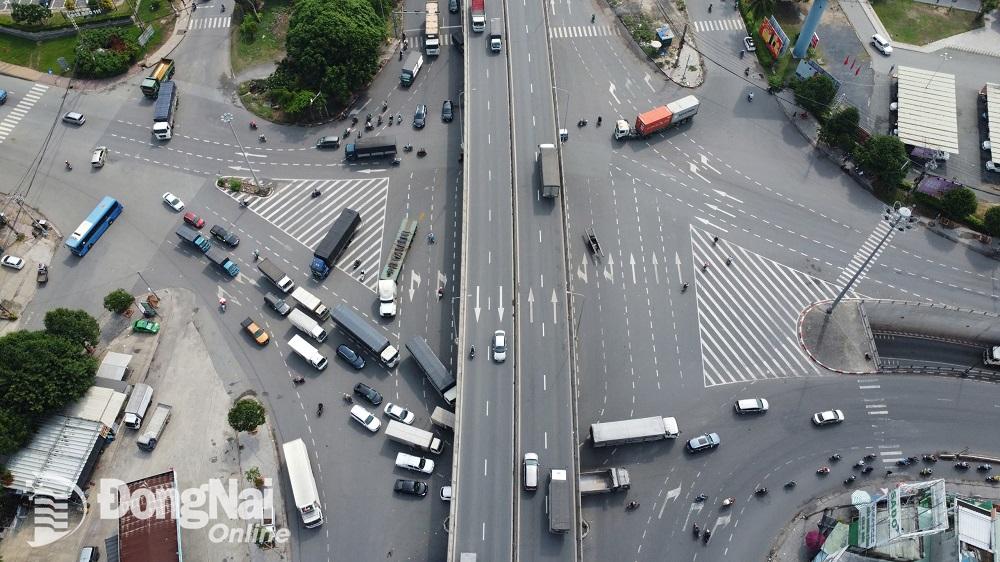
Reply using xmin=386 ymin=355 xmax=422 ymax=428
xmin=141 ymin=58 xmax=175 ymax=98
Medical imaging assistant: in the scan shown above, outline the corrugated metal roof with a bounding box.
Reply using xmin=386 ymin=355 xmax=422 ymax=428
xmin=4 ymin=415 xmax=103 ymax=500
xmin=895 ymin=66 xmax=959 ymax=154
xmin=119 ymin=471 xmax=182 ymax=562
xmin=986 ymin=82 xmax=1000 ymax=165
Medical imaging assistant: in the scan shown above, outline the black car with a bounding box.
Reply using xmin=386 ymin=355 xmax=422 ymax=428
xmin=393 ymin=479 xmax=428 ymax=497
xmin=451 ymin=32 xmax=464 ymax=52
xmin=337 ymin=344 xmax=366 ymax=369
xmin=354 ymin=382 xmax=383 ymax=405
xmin=442 ymin=100 xmax=454 ymax=122
xmin=316 ymin=136 xmax=340 ymax=149
xmin=209 ymin=224 xmax=240 ymax=247
xmin=413 ymin=104 xmax=427 ymax=129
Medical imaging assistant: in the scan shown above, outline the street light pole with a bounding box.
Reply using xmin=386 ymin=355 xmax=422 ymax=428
xmin=566 ymin=290 xmax=586 ymax=341
xmin=220 ymin=113 xmax=263 ymax=192
xmin=136 ymin=271 xmax=159 ymax=300
xmin=552 ymin=86 xmax=569 ymax=130
xmin=826 ymin=203 xmax=914 ymax=315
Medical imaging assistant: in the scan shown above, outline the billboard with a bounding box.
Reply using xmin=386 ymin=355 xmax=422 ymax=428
xmin=758 ymin=16 xmax=790 ymax=59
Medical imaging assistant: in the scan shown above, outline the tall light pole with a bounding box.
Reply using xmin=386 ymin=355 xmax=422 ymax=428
xmin=826 ymin=203 xmax=914 ymax=315
xmin=552 ymin=86 xmax=569 ymax=130
xmin=566 ymin=290 xmax=586 ymax=342
xmin=220 ymin=113 xmax=263 ymax=193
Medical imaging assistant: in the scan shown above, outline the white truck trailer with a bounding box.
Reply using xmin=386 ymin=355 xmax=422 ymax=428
xmin=288 ymin=309 xmax=328 ymax=342
xmin=282 ymin=439 xmax=324 ymax=528
xmin=590 ymin=416 xmax=679 ymax=447
xmin=384 ymin=420 xmax=443 ymax=454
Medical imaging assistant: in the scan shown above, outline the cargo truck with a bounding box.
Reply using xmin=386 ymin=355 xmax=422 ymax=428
xmin=538 ymin=143 xmax=561 ymax=198
xmin=985 ymin=345 xmax=1000 ymax=366
xmin=123 ymin=383 xmax=154 ymax=429
xmin=345 ymin=136 xmax=398 ymax=161
xmin=430 ymin=406 xmax=455 ymax=431
xmin=425 ymin=2 xmax=440 ymax=55
xmin=175 ymin=225 xmax=211 ymax=253
xmin=614 ymin=95 xmax=700 ymax=140
xmin=590 ymin=416 xmax=679 ymax=447
xmin=136 ymin=403 xmax=172 ymax=450
xmin=579 ymin=467 xmax=631 ymax=495
xmin=384 ymin=420 xmax=444 ymax=454
xmin=470 ymin=0 xmax=485 ymax=32
xmin=152 ymin=81 xmax=177 ymax=140
xmin=331 ymin=304 xmax=400 ymax=367
xmin=288 ymin=309 xmax=327 ymax=342
xmin=140 ymin=58 xmax=175 ymax=98
xmin=378 ymin=217 xmax=418 ymax=317
xmin=205 ymin=246 xmax=240 ymax=277
xmin=288 ymin=334 xmax=328 ymax=370
xmin=489 ymin=18 xmax=502 ymax=52
xmin=291 ymin=287 xmax=330 ymax=320
xmin=311 ymin=208 xmax=361 ymax=279
xmin=257 ymin=258 xmax=295 ymax=293
xmin=548 ymin=469 xmax=572 ymax=533
xmin=282 ymin=439 xmax=324 ymax=528
xmin=405 ymin=336 xmax=457 ymax=405
xmin=401 ymin=52 xmax=424 ymax=87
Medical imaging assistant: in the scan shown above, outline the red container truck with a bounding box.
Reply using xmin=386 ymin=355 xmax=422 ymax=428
xmin=614 ymin=95 xmax=700 ymax=140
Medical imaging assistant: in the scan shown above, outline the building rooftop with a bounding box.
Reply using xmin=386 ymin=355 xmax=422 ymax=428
xmin=97 ymin=351 xmax=133 ymax=381
xmin=119 ymin=470 xmax=182 ymax=562
xmin=895 ymin=66 xmax=959 ymax=155
xmin=3 ymin=415 xmax=104 ymax=500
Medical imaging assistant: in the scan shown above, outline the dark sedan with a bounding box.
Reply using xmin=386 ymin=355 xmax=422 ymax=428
xmin=337 ymin=344 xmax=365 ymax=369
xmin=393 ymin=479 xmax=428 ymax=497
xmin=354 ymin=382 xmax=383 ymax=405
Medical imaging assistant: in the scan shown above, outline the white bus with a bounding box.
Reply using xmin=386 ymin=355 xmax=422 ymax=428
xmin=282 ymin=439 xmax=324 ymax=528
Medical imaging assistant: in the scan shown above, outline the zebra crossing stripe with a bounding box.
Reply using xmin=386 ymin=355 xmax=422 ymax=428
xmin=835 ymin=221 xmax=895 ymax=288
xmin=0 ymin=83 xmax=47 ymax=143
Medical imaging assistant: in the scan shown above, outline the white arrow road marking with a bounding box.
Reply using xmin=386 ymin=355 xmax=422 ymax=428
xmin=577 ymin=255 xmax=589 ymax=283
xmin=688 ymin=162 xmax=712 ymax=183
xmin=643 ymin=73 xmax=656 ymax=92
xmin=674 ymin=252 xmax=683 ymax=285
xmin=712 ymin=189 xmax=744 ymax=204
xmin=694 ymin=216 xmax=728 ymax=233
xmin=408 ymin=270 xmax=421 ymax=301
xmin=474 ymin=286 xmax=481 ymax=322
xmin=699 ymin=154 xmax=721 ymax=174
xmin=217 ymin=286 xmax=240 ymax=306
xmin=550 ymin=289 xmax=558 ymax=324
xmin=629 ymin=253 xmax=637 ymax=284
xmin=238 ymin=151 xmax=268 ymax=158
xmin=680 ymin=502 xmax=704 ymax=528
xmin=228 ymin=165 xmax=261 ymax=172
xmin=437 ymin=270 xmax=447 ymax=289
xmin=659 ymin=483 xmax=683 ymax=519
xmin=497 ymin=286 xmax=504 ymax=322
xmin=651 ymin=253 xmax=660 ymax=284
xmin=603 ymin=254 xmax=615 ymax=282
xmin=705 ymin=203 xmax=735 ymax=218
xmin=608 ymin=82 xmax=621 ymax=105
xmin=527 ymin=288 xmax=535 ymax=323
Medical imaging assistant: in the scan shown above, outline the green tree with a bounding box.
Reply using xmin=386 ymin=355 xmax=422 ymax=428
xmin=983 ymin=206 xmax=1000 ymax=236
xmin=852 ymin=135 xmax=909 ymax=195
xmin=819 ymin=106 xmax=860 ymax=151
xmin=44 ymin=308 xmax=100 ymax=347
xmin=283 ymin=89 xmax=320 ymax=118
xmin=281 ymin=0 xmax=384 ymax=107
xmin=746 ymin=0 xmax=776 ymax=15
xmin=11 ymin=3 xmax=52 ymax=25
xmin=979 ymin=0 xmax=998 ymax=17
xmin=228 ymin=399 xmax=266 ymax=433
xmin=794 ymin=74 xmax=837 ymax=117
xmin=0 ymin=409 xmax=32 ymax=455
xmin=103 ymin=289 xmax=134 ymax=314
xmin=75 ymin=28 xmax=142 ymax=79
xmin=98 ymin=0 xmax=113 ymax=10
xmin=240 ymin=18 xmax=259 ymax=42
xmin=940 ymin=187 xmax=977 ymax=220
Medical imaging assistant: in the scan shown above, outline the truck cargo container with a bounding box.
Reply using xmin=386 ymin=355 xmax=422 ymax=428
xmin=345 ymin=136 xmax=398 ymax=161
xmin=152 ymin=81 xmax=177 ymax=140
xmin=614 ymin=95 xmax=699 ymax=140
xmin=140 ymin=58 xmax=175 ymax=98
xmin=384 ymin=420 xmax=443 ymax=454
xmin=425 ymin=2 xmax=441 ymax=55
xmin=590 ymin=416 xmax=679 ymax=447
xmin=310 ymin=208 xmax=361 ymax=279
xmin=430 ymin=406 xmax=455 ymax=431
xmin=282 ymin=439 xmax=324 ymax=527
xmin=579 ymin=467 xmax=631 ymax=495
xmin=291 ymin=287 xmax=330 ymax=320
xmin=489 ymin=18 xmax=502 ymax=51
xmin=288 ymin=309 xmax=327 ymax=342
xmin=257 ymin=258 xmax=295 ymax=293
xmin=470 ymin=0 xmax=485 ymax=31
xmin=548 ymin=469 xmax=572 ymax=533
xmin=136 ymin=403 xmax=172 ymax=450
xmin=123 ymin=383 xmax=154 ymax=429
xmin=401 ymin=52 xmax=424 ymax=87
xmin=405 ymin=336 xmax=456 ymax=405
xmin=378 ymin=217 xmax=418 ymax=317
xmin=331 ymin=304 xmax=400 ymax=367
xmin=175 ymin=225 xmax=211 ymax=253
xmin=205 ymin=246 xmax=240 ymax=277
xmin=538 ymin=143 xmax=561 ymax=198
xmin=288 ymin=334 xmax=328 ymax=370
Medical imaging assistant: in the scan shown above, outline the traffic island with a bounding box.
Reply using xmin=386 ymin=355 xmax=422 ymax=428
xmin=798 ymin=299 xmax=878 ymax=374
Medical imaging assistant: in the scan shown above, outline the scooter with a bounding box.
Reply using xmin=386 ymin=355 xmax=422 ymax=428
xmin=342 ymin=393 xmax=353 ymax=403
xmin=392 ymin=157 xmax=401 ymax=165
xmin=240 ymin=199 xmax=250 ymax=208
xmin=864 ymin=453 xmax=877 ymax=461
xmin=316 ymin=403 xmax=324 ymax=417
xmin=469 ymin=346 xmax=476 ymax=359
xmin=577 ymin=119 xmax=588 ymax=127
xmin=784 ymin=481 xmax=796 ymax=489
xmin=258 ymin=134 xmax=267 ymax=143
xmin=920 ymin=468 xmax=933 ymax=476
xmin=861 ymin=466 xmax=873 ymax=474
xmin=844 ymin=475 xmax=856 ymax=485
xmin=352 ymin=259 xmax=362 ymax=270
xmin=219 ymin=298 xmax=227 ymax=312
xmin=403 ymin=144 xmax=414 ymax=152
xmin=65 ymin=160 xmax=73 ymax=170
xmin=250 ymin=121 xmax=258 ymax=130
xmin=311 ymin=189 xmax=321 ymax=198
xmin=703 ymin=530 xmax=711 ymax=543
xmin=292 ymin=376 xmax=305 ymax=385
xmin=417 ymin=148 xmax=427 ymax=157
xmin=978 ymin=464 xmax=993 ymax=472
xmin=397 ymin=113 xmax=402 ymax=124
xmin=694 ymin=493 xmax=707 ymax=502
xmin=721 ymin=497 xmax=734 ymax=507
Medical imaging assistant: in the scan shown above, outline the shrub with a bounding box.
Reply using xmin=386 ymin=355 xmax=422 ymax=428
xmin=228 ymin=399 xmax=266 ymax=433
xmin=98 ymin=0 xmax=113 ymax=11
xmin=240 ymin=18 xmax=258 ymax=42
xmin=939 ymin=187 xmax=977 ymax=220
xmin=103 ymin=288 xmax=134 ymax=314
xmin=75 ymin=28 xmax=141 ymax=78
xmin=984 ymin=206 xmax=1000 ymax=236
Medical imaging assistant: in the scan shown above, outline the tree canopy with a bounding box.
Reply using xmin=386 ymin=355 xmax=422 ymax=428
xmin=104 ymin=288 xmax=134 ymax=314
xmin=228 ymin=399 xmax=266 ymax=433
xmin=983 ymin=206 xmax=1000 ymax=236
xmin=940 ymin=187 xmax=977 ymax=220
xmin=794 ymin=74 xmax=837 ymax=117
xmin=852 ymin=135 xmax=909 ymax=195
xmin=44 ymin=308 xmax=101 ymax=348
xmin=75 ymin=28 xmax=142 ymax=79
xmin=11 ymin=3 xmax=52 ymax=25
xmin=819 ymin=106 xmax=860 ymax=152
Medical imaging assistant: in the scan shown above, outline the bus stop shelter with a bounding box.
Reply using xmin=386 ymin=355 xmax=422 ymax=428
xmin=895 ymin=66 xmax=959 ymax=155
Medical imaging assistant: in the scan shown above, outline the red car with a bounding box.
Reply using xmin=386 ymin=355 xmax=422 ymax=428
xmin=183 ymin=212 xmax=205 ymax=229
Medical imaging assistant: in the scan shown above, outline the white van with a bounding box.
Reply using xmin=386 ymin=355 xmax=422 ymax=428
xmin=288 ymin=335 xmax=328 ymax=370
xmin=523 ymin=452 xmax=539 ymax=491
xmin=288 ymin=309 xmax=327 ymax=342
xmin=123 ymin=383 xmax=154 ymax=428
xmin=395 ymin=452 xmax=435 ymax=474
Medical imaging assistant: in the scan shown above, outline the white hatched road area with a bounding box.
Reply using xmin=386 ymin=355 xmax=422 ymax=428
xmin=834 ymin=220 xmax=896 ymax=288
xmin=0 ymin=83 xmax=47 ymax=144
xmin=692 ymin=17 xmax=746 ymax=33
xmin=187 ymin=15 xmax=230 ymax=30
xmin=404 ymin=30 xmax=460 ymax=52
xmin=691 ymin=226 xmax=848 ymax=386
xmin=234 ymin=177 xmax=390 ymax=290
xmin=548 ymin=25 xmax=620 ymax=39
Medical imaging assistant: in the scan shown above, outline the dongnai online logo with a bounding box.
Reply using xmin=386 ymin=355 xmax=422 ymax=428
xmin=30 ymin=477 xmax=291 ymax=547
xmin=26 ymin=476 xmax=88 ymax=548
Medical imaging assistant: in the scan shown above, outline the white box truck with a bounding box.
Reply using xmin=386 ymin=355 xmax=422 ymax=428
xmin=405 ymin=336 xmax=457 ymax=405
xmin=288 ymin=309 xmax=327 ymax=342
xmin=430 ymin=406 xmax=455 ymax=431
xmin=123 ymin=383 xmax=154 ymax=429
xmin=489 ymin=18 xmax=502 ymax=52
xmin=137 ymin=403 xmax=172 ymax=450
xmin=384 ymin=420 xmax=443 ymax=454
xmin=288 ymin=334 xmax=328 ymax=370
xmin=291 ymin=287 xmax=330 ymax=320
xmin=282 ymin=438 xmax=324 ymax=528
xmin=590 ymin=416 xmax=679 ymax=447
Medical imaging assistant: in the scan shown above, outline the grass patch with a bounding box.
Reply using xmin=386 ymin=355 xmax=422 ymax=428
xmin=871 ymin=0 xmax=981 ymax=45
xmin=0 ymin=34 xmax=77 ymax=72
xmin=231 ymin=0 xmax=291 ymax=75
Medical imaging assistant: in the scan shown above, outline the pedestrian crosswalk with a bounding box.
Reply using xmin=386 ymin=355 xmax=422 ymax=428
xmin=187 ymin=15 xmax=230 ymax=30
xmin=0 ymin=83 xmax=47 ymax=144
xmin=834 ymin=221 xmax=896 ymax=288
xmin=233 ymin=178 xmax=390 ymax=290
xmin=692 ymin=17 xmax=745 ymax=33
xmin=691 ymin=227 xmax=850 ymax=386
xmin=404 ymin=32 xmax=460 ymax=52
xmin=547 ymin=25 xmax=620 ymax=39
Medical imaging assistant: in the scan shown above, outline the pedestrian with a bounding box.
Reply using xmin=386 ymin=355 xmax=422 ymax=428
xmin=401 ymin=32 xmax=406 ymax=41
xmin=726 ymin=257 xmax=732 ymax=266
xmin=360 ymin=269 xmax=366 ymax=282
xmin=702 ymin=263 xmax=710 ymax=272
xmin=712 ymin=236 xmax=719 ymax=245
xmin=399 ymin=51 xmax=403 ymax=61
xmin=885 ymin=470 xmax=893 ymax=477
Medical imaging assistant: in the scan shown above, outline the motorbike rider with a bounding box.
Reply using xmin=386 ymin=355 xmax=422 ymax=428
xmin=65 ymin=160 xmax=72 ymax=170
xmin=470 ymin=345 xmax=476 ymax=358
xmin=219 ymin=297 xmax=227 ymax=311
xmin=317 ymin=403 xmax=324 ymax=416
xmin=748 ymin=92 xmax=754 ymax=102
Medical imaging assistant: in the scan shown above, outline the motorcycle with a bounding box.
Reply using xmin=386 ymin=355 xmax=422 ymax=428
xmin=316 ymin=403 xmax=324 ymax=417
xmin=784 ymin=481 xmax=796 ymax=489
xmin=907 ymin=455 xmax=920 ymax=464
xmin=844 ymin=475 xmax=856 ymax=485
xmin=861 ymin=466 xmax=873 ymax=474
xmin=923 ymin=454 xmax=938 ymax=462
xmin=218 ymin=298 xmax=227 ymax=312
xmin=292 ymin=376 xmax=305 ymax=385
xmin=626 ymin=501 xmax=640 ymax=511
xmin=250 ymin=121 xmax=257 ymax=130
xmin=747 ymin=92 xmax=754 ymax=102
xmin=986 ymin=475 xmax=1000 ymax=483
xmin=754 ymin=487 xmax=768 ymax=496
xmin=392 ymin=157 xmax=401 ymax=166
xmin=240 ymin=200 xmax=250 ymax=208
xmin=597 ymin=116 xmax=602 ymax=126
xmin=920 ymin=468 xmax=933 ymax=476
xmin=469 ymin=345 xmax=476 ymax=359
xmin=577 ymin=119 xmax=588 ymax=127
xmin=397 ymin=113 xmax=402 ymax=124
xmin=816 ymin=466 xmax=831 ymax=474
xmin=403 ymin=144 xmax=414 ymax=152
xmin=417 ymin=148 xmax=427 ymax=157
xmin=377 ymin=115 xmax=383 ymax=126
xmin=258 ymin=134 xmax=267 ymax=143
xmin=829 ymin=454 xmax=841 ymax=462
xmin=955 ymin=462 xmax=970 ymax=470
xmin=65 ymin=160 xmax=73 ymax=170
xmin=352 ymin=259 xmax=362 ymax=270
xmin=311 ymin=189 xmax=321 ymax=198
xmin=863 ymin=453 xmax=877 ymax=461
xmin=692 ymin=524 xmax=700 ymax=538
xmin=722 ymin=497 xmax=734 ymax=507
xmin=365 ymin=119 xmax=373 ymax=131
xmin=854 ymin=460 xmax=866 ymax=469
xmin=897 ymin=459 xmax=912 ymax=466
xmin=703 ymin=530 xmax=711 ymax=543
xmin=342 ymin=393 xmax=353 ymax=403
xmin=694 ymin=493 xmax=707 ymax=502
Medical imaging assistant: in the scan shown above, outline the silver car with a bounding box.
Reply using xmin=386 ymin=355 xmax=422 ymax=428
xmin=492 ymin=330 xmax=507 ymax=362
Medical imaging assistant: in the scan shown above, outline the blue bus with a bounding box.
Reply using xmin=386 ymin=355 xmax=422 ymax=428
xmin=65 ymin=196 xmax=124 ymax=256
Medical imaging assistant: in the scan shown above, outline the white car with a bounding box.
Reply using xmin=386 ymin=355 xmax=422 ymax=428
xmin=90 ymin=146 xmax=107 ymax=168
xmin=162 ymin=192 xmax=185 ymax=212
xmin=350 ymin=405 xmax=381 ymax=433
xmin=439 ymin=485 xmax=452 ymax=501
xmin=492 ymin=330 xmax=507 ymax=362
xmin=384 ymin=402 xmax=415 ymax=424
xmin=812 ymin=409 xmax=845 ymax=426
xmin=62 ymin=111 xmax=86 ymax=125
xmin=0 ymin=255 xmax=24 ymax=270
xmin=871 ymin=34 xmax=892 ymax=55
xmin=734 ymin=397 xmax=769 ymax=414
xmin=395 ymin=452 xmax=435 ymax=474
